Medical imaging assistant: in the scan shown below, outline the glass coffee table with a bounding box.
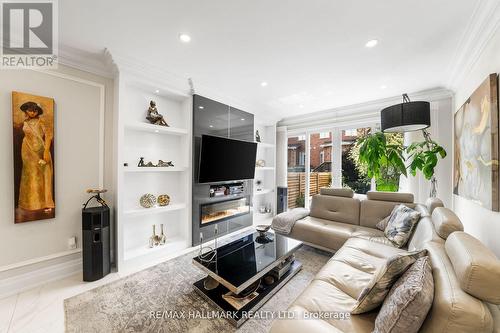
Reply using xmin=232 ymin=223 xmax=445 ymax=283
xmin=192 ymin=230 xmax=302 ymax=327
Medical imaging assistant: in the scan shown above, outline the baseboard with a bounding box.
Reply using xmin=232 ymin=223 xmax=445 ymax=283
xmin=0 ymin=253 xmax=83 ymax=300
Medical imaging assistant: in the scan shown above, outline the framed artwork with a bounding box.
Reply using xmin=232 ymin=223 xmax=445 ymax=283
xmin=453 ymin=74 xmax=499 ymax=211
xmin=12 ymin=91 xmax=55 ymax=223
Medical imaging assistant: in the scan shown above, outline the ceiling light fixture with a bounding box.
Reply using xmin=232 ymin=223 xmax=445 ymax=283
xmin=260 ymin=81 xmax=268 ymax=87
xmin=209 ymin=125 xmax=214 ymax=128
xmin=198 ymin=106 xmax=204 ymax=109
xmin=179 ymin=33 xmax=191 ymax=43
xmin=155 ymin=89 xmax=160 ymax=93
xmin=365 ymin=39 xmax=378 ymax=48
xmin=241 ymin=118 xmax=245 ymax=121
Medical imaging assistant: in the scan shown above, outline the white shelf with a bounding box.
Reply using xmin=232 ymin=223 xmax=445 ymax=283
xmin=124 ymin=237 xmax=187 ymax=261
xmin=125 ymin=122 xmax=188 ymax=136
xmin=254 ymin=189 xmax=274 ymax=196
xmin=257 ymin=142 xmax=275 ymax=148
xmin=255 ymin=167 xmax=275 ymax=171
xmin=124 ymin=203 xmax=186 ymax=217
xmin=123 ymin=166 xmax=188 ymax=173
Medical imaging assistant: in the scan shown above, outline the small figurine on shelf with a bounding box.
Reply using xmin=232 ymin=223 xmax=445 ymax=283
xmin=255 ymin=130 xmax=261 ymax=143
xmin=149 ymin=225 xmax=162 ymax=248
xmin=157 ymin=160 xmax=174 ymax=167
xmin=138 ymin=157 xmax=157 ymax=167
xmin=146 ymin=100 xmax=169 ymax=127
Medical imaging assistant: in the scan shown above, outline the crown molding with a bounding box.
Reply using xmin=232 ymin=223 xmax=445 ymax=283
xmin=106 ymin=50 xmax=280 ymax=125
xmin=446 ymin=0 xmax=500 ymax=89
xmin=57 ymin=44 xmax=115 ymax=78
xmin=279 ymin=87 xmax=453 ymax=131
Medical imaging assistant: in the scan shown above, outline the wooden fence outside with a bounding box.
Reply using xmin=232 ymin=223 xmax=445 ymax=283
xmin=287 ymin=172 xmax=331 ymax=209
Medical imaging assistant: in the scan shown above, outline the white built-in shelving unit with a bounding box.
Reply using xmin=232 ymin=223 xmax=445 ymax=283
xmin=253 ymin=124 xmax=277 ymax=225
xmin=115 ymin=69 xmax=192 ymax=271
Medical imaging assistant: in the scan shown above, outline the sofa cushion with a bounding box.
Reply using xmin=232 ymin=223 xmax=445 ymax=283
xmin=425 ymin=197 xmax=444 ymax=214
xmin=406 ymin=215 xmax=444 ymax=252
xmin=445 ymin=232 xmax=500 ymax=304
xmin=384 ymin=205 xmax=421 ymax=248
xmin=351 ymin=249 xmax=427 ymax=314
xmin=374 ymin=256 xmax=434 ymax=333
xmin=320 ymin=187 xmax=354 ymax=198
xmin=310 ymin=194 xmax=360 ymax=225
xmin=351 ymin=228 xmax=396 ymax=248
xmin=431 ymin=207 xmax=464 ymax=239
xmin=289 ymin=216 xmax=355 ymax=251
xmin=420 ymin=241 xmax=493 ymax=332
xmin=366 ymin=191 xmax=414 ymax=203
xmin=359 ymin=200 xmax=416 ymax=228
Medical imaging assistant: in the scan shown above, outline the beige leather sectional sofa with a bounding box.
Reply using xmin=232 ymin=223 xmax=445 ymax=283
xmin=270 ymin=189 xmax=500 ymax=333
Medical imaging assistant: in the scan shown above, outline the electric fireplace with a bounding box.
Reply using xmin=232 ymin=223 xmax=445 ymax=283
xmin=200 ymin=196 xmax=250 ymax=227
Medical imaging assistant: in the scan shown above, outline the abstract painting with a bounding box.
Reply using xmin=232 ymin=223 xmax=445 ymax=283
xmin=454 ymin=74 xmax=499 ymax=211
xmin=12 ymin=91 xmax=55 ymax=223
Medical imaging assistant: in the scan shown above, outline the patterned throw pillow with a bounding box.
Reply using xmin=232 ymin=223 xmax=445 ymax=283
xmin=384 ymin=205 xmax=421 ymax=248
xmin=374 ymin=256 xmax=434 ymax=333
xmin=376 ymin=215 xmax=391 ymax=231
xmin=351 ymin=249 xmax=427 ymax=314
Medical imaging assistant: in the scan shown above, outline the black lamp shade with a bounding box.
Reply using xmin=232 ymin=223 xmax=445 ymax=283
xmin=381 ymin=101 xmax=430 ymax=132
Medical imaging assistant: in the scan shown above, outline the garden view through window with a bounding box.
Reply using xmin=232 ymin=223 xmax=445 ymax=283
xmin=287 ymin=127 xmax=402 ymax=209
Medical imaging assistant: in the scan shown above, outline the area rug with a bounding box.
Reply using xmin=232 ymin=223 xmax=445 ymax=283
xmin=64 ymin=245 xmax=331 ymax=333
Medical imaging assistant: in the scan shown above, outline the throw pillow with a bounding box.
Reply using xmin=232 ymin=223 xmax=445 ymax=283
xmin=373 ymin=256 xmax=434 ymax=333
xmin=376 ymin=215 xmax=391 ymax=231
xmin=384 ymin=204 xmax=421 ymax=248
xmin=351 ymin=249 xmax=427 ymax=314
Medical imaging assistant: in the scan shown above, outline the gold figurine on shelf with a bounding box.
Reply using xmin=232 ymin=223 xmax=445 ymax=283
xmin=146 ymin=100 xmax=169 ymax=126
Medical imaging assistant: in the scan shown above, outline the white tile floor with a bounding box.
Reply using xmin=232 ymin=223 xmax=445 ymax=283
xmin=0 ymin=270 xmax=123 ymax=333
xmin=0 ymin=223 xmax=270 ymax=333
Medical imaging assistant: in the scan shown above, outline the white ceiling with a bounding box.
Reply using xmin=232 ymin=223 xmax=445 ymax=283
xmin=59 ymin=0 xmax=480 ymax=121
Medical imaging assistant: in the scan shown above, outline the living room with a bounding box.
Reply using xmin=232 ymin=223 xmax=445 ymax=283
xmin=0 ymin=1 xmax=499 ymax=332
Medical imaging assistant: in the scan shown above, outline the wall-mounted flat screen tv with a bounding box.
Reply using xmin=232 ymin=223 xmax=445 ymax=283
xmin=198 ymin=135 xmax=257 ymax=183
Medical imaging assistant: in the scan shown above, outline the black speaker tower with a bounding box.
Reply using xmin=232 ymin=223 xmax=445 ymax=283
xmin=82 ymin=190 xmax=110 ymax=281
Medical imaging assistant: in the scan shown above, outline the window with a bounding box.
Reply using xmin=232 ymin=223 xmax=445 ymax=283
xmin=309 ymin=131 xmax=332 ymax=204
xmin=287 ymin=135 xmax=306 ymax=208
xmin=341 ymin=127 xmax=371 ymax=194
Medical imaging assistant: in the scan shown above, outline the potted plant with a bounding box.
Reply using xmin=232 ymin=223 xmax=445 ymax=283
xmin=356 ymin=132 xmax=407 ymax=192
xmin=356 ymin=131 xmax=446 ymax=194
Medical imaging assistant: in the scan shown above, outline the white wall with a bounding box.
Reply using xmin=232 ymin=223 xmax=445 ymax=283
xmin=0 ymin=65 xmax=114 ymax=268
xmin=452 ymin=24 xmax=500 ymax=257
xmin=402 ymin=97 xmax=454 ymax=207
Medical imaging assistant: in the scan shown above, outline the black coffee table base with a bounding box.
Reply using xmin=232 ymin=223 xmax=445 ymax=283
xmin=193 ymin=260 xmax=302 ymax=327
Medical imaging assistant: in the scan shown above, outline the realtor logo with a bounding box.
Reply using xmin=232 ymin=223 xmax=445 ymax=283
xmin=1 ymin=0 xmax=58 ymax=68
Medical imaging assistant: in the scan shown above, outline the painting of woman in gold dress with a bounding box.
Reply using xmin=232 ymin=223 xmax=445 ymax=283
xmin=12 ymin=92 xmax=55 ymax=223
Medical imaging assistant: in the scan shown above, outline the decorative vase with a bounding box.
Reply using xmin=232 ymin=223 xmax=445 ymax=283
xmin=149 ymin=225 xmax=157 ymax=248
xmin=159 ymin=224 xmax=166 ymax=245
xmin=140 ymin=194 xmax=156 ymax=208
xmin=158 ymin=194 xmax=170 ymax=206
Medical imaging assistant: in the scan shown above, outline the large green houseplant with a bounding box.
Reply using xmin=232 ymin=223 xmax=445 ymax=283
xmin=356 ymin=131 xmax=447 ymax=192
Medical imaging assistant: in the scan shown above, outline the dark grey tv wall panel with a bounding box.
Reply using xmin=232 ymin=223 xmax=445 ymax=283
xmin=192 ymin=95 xmax=254 ymax=246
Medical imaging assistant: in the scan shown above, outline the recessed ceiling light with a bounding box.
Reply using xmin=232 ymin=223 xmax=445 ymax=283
xmin=365 ymin=39 xmax=378 ymax=48
xmin=260 ymin=81 xmax=268 ymax=87
xmin=179 ymin=33 xmax=191 ymax=43
xmin=241 ymin=118 xmax=245 ymax=121
xmin=155 ymin=89 xmax=160 ymax=94
xmin=198 ymin=106 xmax=204 ymax=109
xmin=154 ymin=130 xmax=159 ymax=133
xmin=209 ymin=125 xmax=214 ymax=128
xmin=380 ymin=85 xmax=387 ymax=89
